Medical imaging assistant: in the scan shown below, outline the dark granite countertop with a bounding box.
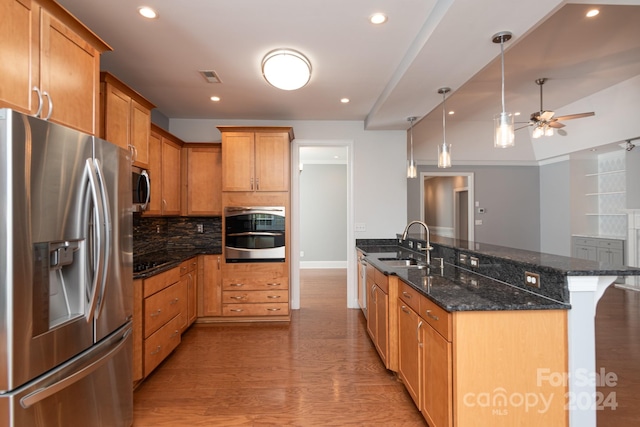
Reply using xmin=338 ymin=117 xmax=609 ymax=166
xmin=361 ymin=248 xmax=570 ymax=312
xmin=133 ymin=249 xmax=221 ymax=279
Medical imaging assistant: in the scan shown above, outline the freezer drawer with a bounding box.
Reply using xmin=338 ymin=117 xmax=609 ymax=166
xmin=0 ymin=322 xmax=133 ymax=427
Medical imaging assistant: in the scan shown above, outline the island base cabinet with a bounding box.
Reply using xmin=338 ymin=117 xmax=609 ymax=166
xmin=451 ymin=310 xmax=568 ymax=426
xmin=397 ymin=301 xmax=422 ymax=410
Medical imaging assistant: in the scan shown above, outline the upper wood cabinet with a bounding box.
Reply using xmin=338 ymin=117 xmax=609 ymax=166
xmin=144 ymin=124 xmax=182 ymax=216
xmin=100 ymin=72 xmax=155 ymax=167
xmin=218 ymin=126 xmax=293 ymax=192
xmin=0 ymin=0 xmax=111 ymax=134
xmin=181 ymin=143 xmax=222 ymax=216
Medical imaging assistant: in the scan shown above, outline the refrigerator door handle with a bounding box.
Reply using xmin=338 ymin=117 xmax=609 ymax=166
xmin=19 ymin=326 xmax=132 ymax=409
xmin=84 ymin=158 xmax=106 ymax=323
xmin=93 ymin=158 xmax=112 ymax=319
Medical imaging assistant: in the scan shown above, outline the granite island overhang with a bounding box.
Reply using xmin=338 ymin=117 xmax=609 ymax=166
xmin=357 ymin=235 xmax=640 ymax=427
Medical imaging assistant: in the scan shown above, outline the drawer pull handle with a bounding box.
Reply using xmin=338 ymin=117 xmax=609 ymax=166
xmin=229 ymin=283 xmax=244 ymax=287
xmin=425 ymin=310 xmax=439 ymax=321
xmin=267 ymin=295 xmax=281 ymax=299
xmin=417 ymin=320 xmax=423 ymax=346
xmin=170 ymin=298 xmax=179 ymax=305
xmin=170 ymin=330 xmax=179 ymax=338
xmin=402 ymin=291 xmax=412 ymax=299
xmin=150 ymin=309 xmax=162 ymax=318
xmin=401 ymin=305 xmax=410 ymax=314
xmin=266 ymin=283 xmax=281 ymax=287
xmin=267 ymin=308 xmax=281 ymax=312
xmin=230 ymin=309 xmax=243 ymax=312
xmin=230 ymin=296 xmax=244 ymax=300
xmin=150 ymin=345 xmax=161 ymax=355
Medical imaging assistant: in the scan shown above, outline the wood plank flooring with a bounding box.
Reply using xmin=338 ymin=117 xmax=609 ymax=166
xmin=133 ymin=269 xmax=640 ymax=426
xmin=133 ymin=269 xmax=425 ymax=426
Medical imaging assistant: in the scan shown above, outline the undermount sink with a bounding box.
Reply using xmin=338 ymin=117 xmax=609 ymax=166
xmin=378 ymin=257 xmax=426 ymax=269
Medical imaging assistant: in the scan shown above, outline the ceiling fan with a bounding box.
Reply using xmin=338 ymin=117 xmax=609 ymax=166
xmin=518 ymin=78 xmax=595 ymax=138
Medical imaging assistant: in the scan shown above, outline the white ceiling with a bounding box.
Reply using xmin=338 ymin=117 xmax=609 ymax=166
xmin=57 ymin=0 xmax=640 ymax=133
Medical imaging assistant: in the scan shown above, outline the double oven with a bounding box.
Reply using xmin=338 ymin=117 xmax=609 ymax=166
xmin=224 ymin=206 xmax=286 ymax=262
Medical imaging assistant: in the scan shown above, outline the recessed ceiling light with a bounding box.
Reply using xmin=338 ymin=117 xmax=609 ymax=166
xmin=514 ymin=112 xmax=521 ymax=116
xmin=138 ymin=6 xmax=158 ymax=19
xmin=210 ymin=96 xmax=220 ymax=102
xmin=448 ymin=111 xmax=454 ymax=115
xmin=369 ymin=13 xmax=387 ymax=25
xmin=340 ymin=98 xmax=350 ymax=104
xmin=586 ymin=9 xmax=599 ymax=18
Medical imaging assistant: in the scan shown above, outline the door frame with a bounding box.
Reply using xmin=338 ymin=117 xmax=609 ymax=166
xmin=290 ymin=139 xmax=355 ymax=310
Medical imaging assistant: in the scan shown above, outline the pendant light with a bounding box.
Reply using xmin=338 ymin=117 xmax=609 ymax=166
xmin=492 ymin=31 xmax=515 ymax=148
xmin=438 ymin=87 xmax=452 ymax=168
xmin=407 ymin=117 xmax=417 ymax=178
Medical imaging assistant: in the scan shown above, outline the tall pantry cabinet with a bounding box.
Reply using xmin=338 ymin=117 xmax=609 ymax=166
xmin=0 ymin=0 xmax=111 ymax=135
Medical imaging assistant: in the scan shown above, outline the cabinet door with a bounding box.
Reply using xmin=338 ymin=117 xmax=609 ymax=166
xmin=574 ymin=244 xmax=597 ymax=261
xmin=131 ymin=99 xmax=151 ymax=167
xmin=186 ymin=146 xmax=222 ymax=215
xmin=597 ymin=247 xmax=624 ymax=265
xmin=0 ymin=0 xmax=35 ymax=114
xmin=374 ymin=286 xmax=389 ymax=367
xmin=221 ymin=132 xmax=254 ymax=191
xmin=422 ymin=324 xmax=453 ymax=427
xmin=103 ymin=83 xmax=131 ymax=150
xmin=161 ymin=139 xmax=181 ymax=215
xmin=398 ymin=301 xmax=422 ymax=409
xmin=366 ymin=282 xmax=376 ymax=342
xmin=145 ymin=131 xmax=163 ymax=215
xmin=187 ymin=267 xmax=197 ymax=326
xmin=132 ymin=279 xmax=143 ymax=383
xmin=255 ymin=132 xmax=290 ymax=191
xmin=199 ymin=255 xmax=222 ymax=316
xmin=40 ymin=11 xmax=99 ymax=134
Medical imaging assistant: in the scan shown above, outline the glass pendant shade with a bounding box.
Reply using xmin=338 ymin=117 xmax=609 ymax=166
xmin=494 ymin=112 xmax=515 ymax=148
xmin=407 ymin=116 xmax=417 ymax=178
xmin=438 ymin=143 xmax=451 ymax=168
xmin=407 ymin=160 xmax=417 ymax=178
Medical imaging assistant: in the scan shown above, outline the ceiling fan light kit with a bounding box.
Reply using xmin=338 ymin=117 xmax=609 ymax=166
xmin=492 ymin=31 xmax=515 ymax=148
xmin=262 ymin=49 xmax=312 ymax=91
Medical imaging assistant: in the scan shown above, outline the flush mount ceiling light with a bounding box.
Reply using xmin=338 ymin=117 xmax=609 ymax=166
xmin=438 ymin=88 xmax=452 ymax=169
xmin=492 ymin=31 xmax=515 ymax=148
xmin=407 ymin=116 xmax=418 ymax=179
xmin=369 ymin=13 xmax=388 ymax=24
xmin=261 ymin=49 xmax=311 ymax=91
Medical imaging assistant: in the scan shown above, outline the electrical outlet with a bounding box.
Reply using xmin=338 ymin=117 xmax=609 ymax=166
xmin=300 ymin=251 xmax=305 ymax=258
xmin=469 ymin=256 xmax=479 ymax=267
xmin=156 ymin=225 xmax=161 ymax=234
xmin=525 ymin=271 xmax=541 ymax=288
xmin=459 ymin=253 xmax=468 ymax=265
xmin=196 ymin=224 xmax=204 ymax=233
xmin=354 ymin=223 xmax=366 ymax=232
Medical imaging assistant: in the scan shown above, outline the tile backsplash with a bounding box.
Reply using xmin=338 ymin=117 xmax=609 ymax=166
xmin=133 ymin=214 xmax=222 ymax=255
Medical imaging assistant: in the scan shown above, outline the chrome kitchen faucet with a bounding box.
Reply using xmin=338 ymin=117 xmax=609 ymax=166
xmin=402 ymin=220 xmax=433 ymax=266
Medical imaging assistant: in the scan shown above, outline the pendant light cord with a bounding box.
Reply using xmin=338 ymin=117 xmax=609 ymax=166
xmin=442 ymin=91 xmax=446 ymax=144
xmin=500 ymin=39 xmax=506 ymax=114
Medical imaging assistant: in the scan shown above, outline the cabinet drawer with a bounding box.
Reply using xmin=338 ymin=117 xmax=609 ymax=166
xmin=399 ymin=281 xmax=420 ymax=313
xmin=222 ymin=276 xmax=289 ymax=291
xmin=223 ymin=290 xmax=289 ymax=304
xmin=143 ymin=315 xmax=181 ymax=377
xmin=222 ymin=302 xmax=289 ymax=317
xmin=143 ymin=266 xmax=180 ymax=297
xmin=573 ymin=237 xmax=597 ymax=247
xmin=419 ymin=295 xmax=452 ymax=341
xmin=143 ymin=282 xmax=183 ymax=338
xmin=374 ymin=269 xmax=389 ymax=293
xmin=597 ymin=239 xmax=623 ymax=250
xmin=179 ymin=257 xmax=198 ymax=275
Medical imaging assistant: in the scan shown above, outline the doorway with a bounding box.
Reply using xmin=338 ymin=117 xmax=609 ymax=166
xmin=291 ymin=140 xmax=355 ymax=310
xmin=420 ymin=172 xmax=474 ymax=242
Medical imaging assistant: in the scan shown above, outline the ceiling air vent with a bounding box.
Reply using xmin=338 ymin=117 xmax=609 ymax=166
xmin=199 ymin=70 xmax=222 ymax=83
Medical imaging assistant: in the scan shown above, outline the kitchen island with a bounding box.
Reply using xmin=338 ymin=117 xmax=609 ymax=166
xmin=357 ymin=235 xmax=640 ymax=427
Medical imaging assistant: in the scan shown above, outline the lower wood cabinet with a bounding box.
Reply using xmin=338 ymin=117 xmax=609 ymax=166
xmin=198 ymin=254 xmax=222 ymax=317
xmin=221 ymin=263 xmax=290 ymax=318
xmin=366 ymin=262 xmax=398 ymax=370
xmin=392 ymin=278 xmax=569 ymax=427
xmin=178 ymin=257 xmax=198 ymax=332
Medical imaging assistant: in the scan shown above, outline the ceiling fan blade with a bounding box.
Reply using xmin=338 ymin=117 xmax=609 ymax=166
xmin=554 ymin=112 xmax=595 ymax=121
xmin=539 ymin=110 xmax=555 ymax=121
xmin=548 ymin=121 xmax=565 ymax=129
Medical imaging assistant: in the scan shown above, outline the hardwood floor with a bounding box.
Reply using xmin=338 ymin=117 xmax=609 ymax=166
xmin=133 ymin=270 xmax=640 ymax=426
xmin=133 ymin=269 xmax=426 ymax=426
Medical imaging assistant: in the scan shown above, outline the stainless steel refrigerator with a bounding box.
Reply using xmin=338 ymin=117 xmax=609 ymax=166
xmin=0 ymin=109 xmax=133 ymax=426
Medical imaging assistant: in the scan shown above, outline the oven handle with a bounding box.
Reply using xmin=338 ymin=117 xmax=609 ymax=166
xmin=227 ymin=232 xmax=284 ymax=237
xmin=225 ymin=207 xmax=284 ymax=213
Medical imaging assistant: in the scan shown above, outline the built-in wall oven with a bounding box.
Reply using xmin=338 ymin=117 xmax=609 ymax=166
xmin=225 ymin=206 xmax=286 ymax=262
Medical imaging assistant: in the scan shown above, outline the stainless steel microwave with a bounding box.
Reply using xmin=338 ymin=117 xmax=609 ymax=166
xmin=225 ymin=206 xmax=285 ymax=262
xmin=132 ymin=166 xmax=150 ymax=212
